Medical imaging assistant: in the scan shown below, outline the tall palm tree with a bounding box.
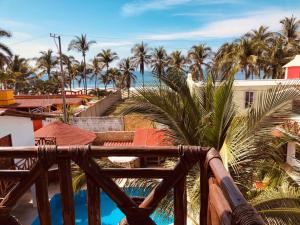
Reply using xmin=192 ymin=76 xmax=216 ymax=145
xmin=119 ymin=57 xmax=136 ymax=97
xmin=131 ymin=42 xmax=151 ymax=88
xmin=150 ymin=46 xmax=168 ymax=87
xmin=68 ymin=34 xmax=96 ymax=94
xmin=35 ymin=49 xmax=57 ymax=80
xmin=7 ymin=55 xmax=33 ymax=92
xmin=107 ymin=67 xmax=121 ymax=89
xmin=90 ymin=57 xmax=103 ymax=91
xmin=97 ymin=49 xmax=118 ymax=89
xmin=187 ymin=44 xmax=212 ymax=81
xmin=244 ymin=26 xmax=274 ymax=78
xmin=280 ymin=16 xmax=300 ymax=44
xmin=0 ymin=29 xmax=12 ymax=67
xmin=236 ymin=38 xmax=257 ymax=79
xmin=168 ymin=50 xmax=186 ymax=73
xmin=262 ymin=37 xmax=290 ymax=79
xmin=62 ymin=55 xmax=79 ymax=91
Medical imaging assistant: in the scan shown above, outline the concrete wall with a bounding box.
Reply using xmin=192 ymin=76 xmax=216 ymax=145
xmin=75 ymin=91 xmax=122 ymax=117
xmin=0 ymin=116 xmax=35 ymax=146
xmin=71 ymin=116 xmax=124 ymax=132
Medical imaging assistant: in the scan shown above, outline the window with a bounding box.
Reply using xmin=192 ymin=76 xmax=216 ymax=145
xmin=245 ymin=91 xmax=254 ymax=108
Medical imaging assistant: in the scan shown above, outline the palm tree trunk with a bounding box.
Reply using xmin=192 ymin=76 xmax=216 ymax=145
xmin=83 ymin=53 xmax=87 ymax=94
xmin=94 ymin=74 xmax=97 ymax=90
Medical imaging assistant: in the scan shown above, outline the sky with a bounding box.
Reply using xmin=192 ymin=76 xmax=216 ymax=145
xmin=0 ymin=0 xmax=300 ymax=63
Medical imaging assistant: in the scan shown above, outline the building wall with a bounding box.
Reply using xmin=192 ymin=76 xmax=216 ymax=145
xmin=187 ymin=74 xmax=294 ymax=112
xmin=287 ymin=67 xmax=300 ymax=79
xmin=0 ymin=116 xmax=35 ymax=146
xmin=75 ymin=91 xmax=122 ymax=117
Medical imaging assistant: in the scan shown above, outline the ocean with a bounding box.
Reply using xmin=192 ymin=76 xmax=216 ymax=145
xmin=72 ymin=71 xmax=252 ymax=89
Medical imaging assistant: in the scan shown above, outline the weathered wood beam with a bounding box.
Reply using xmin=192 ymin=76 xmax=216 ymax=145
xmin=0 ymin=170 xmax=29 ymax=179
xmin=58 ymin=159 xmax=75 ymax=225
xmin=174 ymin=177 xmax=187 ymax=225
xmin=87 ymin=176 xmax=100 ymax=225
xmin=35 ymin=171 xmax=52 ymax=225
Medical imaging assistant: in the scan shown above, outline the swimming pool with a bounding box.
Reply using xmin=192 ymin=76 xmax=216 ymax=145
xmin=31 ymin=188 xmax=173 ymax=225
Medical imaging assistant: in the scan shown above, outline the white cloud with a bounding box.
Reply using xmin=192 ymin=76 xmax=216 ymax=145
xmin=0 ymin=19 xmax=38 ymax=30
xmin=121 ymin=0 xmax=239 ymax=16
xmin=139 ymin=9 xmax=300 ymax=41
xmin=92 ymin=41 xmax=134 ymax=49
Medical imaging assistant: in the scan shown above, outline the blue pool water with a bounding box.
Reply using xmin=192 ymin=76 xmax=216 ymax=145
xmin=31 ymin=188 xmax=173 ymax=225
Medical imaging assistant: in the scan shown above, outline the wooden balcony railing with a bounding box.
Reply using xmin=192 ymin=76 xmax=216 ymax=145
xmin=0 ymin=145 xmax=265 ymax=225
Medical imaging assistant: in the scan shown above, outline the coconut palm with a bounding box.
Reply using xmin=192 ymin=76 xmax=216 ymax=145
xmin=168 ymin=50 xmax=187 ymax=73
xmin=120 ymin=67 xmax=300 ymax=224
xmin=0 ymin=28 xmax=12 ymax=67
xmin=90 ymin=57 xmax=104 ymax=91
xmin=107 ymin=67 xmax=121 ymax=89
xmin=119 ymin=57 xmax=136 ymax=97
xmin=131 ymin=42 xmax=151 ymax=88
xmin=262 ymin=38 xmax=291 ymax=79
xmin=35 ymin=49 xmax=57 ymax=80
xmin=97 ymin=49 xmax=118 ymax=82
xmin=7 ymin=55 xmax=34 ymax=92
xmin=280 ymin=16 xmax=300 ymax=44
xmin=187 ymin=44 xmax=212 ymax=81
xmin=68 ymin=34 xmax=96 ymax=93
xmin=150 ymin=46 xmax=168 ymax=87
xmin=245 ymin=26 xmax=274 ymax=78
xmin=62 ymin=55 xmax=79 ymax=91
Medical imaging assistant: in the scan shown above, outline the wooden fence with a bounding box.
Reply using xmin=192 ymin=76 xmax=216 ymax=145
xmin=0 ymin=145 xmax=265 ymax=225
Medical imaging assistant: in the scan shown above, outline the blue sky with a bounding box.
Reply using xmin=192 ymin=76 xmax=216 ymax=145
xmin=0 ymin=0 xmax=299 ymax=62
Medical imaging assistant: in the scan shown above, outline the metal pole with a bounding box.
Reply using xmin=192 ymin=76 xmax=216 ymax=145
xmin=50 ymin=33 xmax=67 ymax=123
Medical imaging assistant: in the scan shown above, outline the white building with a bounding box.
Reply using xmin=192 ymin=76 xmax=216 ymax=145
xmin=0 ymin=109 xmax=38 ymax=146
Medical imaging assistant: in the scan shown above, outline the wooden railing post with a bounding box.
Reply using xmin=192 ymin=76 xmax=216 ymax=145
xmin=35 ymin=171 xmax=52 ymax=225
xmin=200 ymin=159 xmax=209 ymax=225
xmin=87 ymin=175 xmax=101 ymax=225
xmin=58 ymin=159 xmax=75 ymax=225
xmin=174 ymin=176 xmax=187 ymax=225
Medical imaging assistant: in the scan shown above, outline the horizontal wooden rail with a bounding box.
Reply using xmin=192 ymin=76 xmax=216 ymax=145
xmin=0 ymin=146 xmax=207 ymax=158
xmin=0 ymin=170 xmax=30 ymax=179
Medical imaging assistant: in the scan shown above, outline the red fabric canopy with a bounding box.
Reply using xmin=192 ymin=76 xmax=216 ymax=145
xmin=35 ymin=121 xmax=96 ymax=145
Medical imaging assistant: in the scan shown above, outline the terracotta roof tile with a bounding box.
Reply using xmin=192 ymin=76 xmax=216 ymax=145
xmin=35 ymin=121 xmax=96 ymax=145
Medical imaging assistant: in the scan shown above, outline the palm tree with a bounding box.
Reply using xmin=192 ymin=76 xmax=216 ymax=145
xmin=244 ymin=26 xmax=274 ymax=78
xmin=90 ymin=57 xmax=103 ymax=91
xmin=262 ymin=37 xmax=291 ymax=79
xmin=150 ymin=46 xmax=168 ymax=87
xmin=168 ymin=50 xmax=186 ymax=73
xmin=119 ymin=57 xmax=136 ymax=97
xmin=107 ymin=67 xmax=121 ymax=89
xmin=68 ymin=34 xmax=96 ymax=94
xmin=131 ymin=42 xmax=151 ymax=88
xmin=280 ymin=16 xmax=300 ymax=44
xmin=62 ymin=55 xmax=79 ymax=91
xmin=7 ymin=55 xmax=33 ymax=93
xmin=120 ymin=68 xmax=300 ymax=224
xmin=35 ymin=49 xmax=57 ymax=80
xmin=236 ymin=38 xmax=257 ymax=79
xmin=0 ymin=29 xmax=12 ymax=67
xmin=97 ymin=49 xmax=118 ymax=89
xmin=187 ymin=44 xmax=212 ymax=81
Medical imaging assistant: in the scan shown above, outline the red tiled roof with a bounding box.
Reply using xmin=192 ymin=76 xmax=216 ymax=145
xmin=35 ymin=121 xmax=96 ymax=145
xmin=103 ymin=141 xmax=133 ymax=147
xmin=11 ymin=98 xmax=83 ymax=108
xmin=133 ymin=128 xmax=170 ymax=146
